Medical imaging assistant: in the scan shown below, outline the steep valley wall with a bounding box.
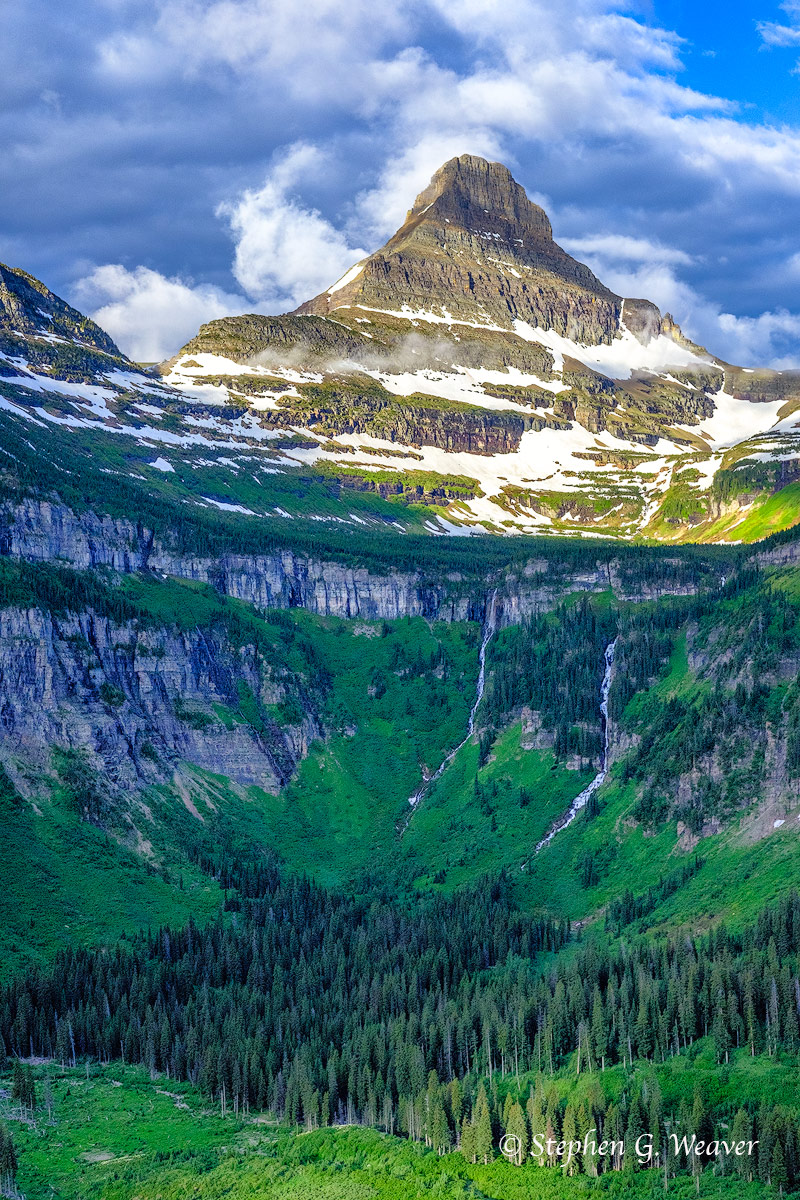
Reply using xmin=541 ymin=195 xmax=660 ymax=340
xmin=0 ymin=498 xmax=712 ymax=624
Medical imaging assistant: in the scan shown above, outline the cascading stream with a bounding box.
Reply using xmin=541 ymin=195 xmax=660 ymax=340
xmin=399 ymin=590 xmax=498 ymax=834
xmin=523 ymin=637 xmax=617 ymax=863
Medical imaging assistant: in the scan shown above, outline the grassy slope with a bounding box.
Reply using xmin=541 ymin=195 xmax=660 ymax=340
xmin=516 ymin=772 xmax=800 ymax=931
xmin=403 ymin=725 xmax=595 ymax=891
xmin=234 ymin=612 xmax=481 ymax=887
xmin=646 ymin=481 xmax=800 ymax=545
xmin=6 ymin=1062 xmax=774 ymax=1200
xmin=0 ymin=789 xmax=221 ymax=979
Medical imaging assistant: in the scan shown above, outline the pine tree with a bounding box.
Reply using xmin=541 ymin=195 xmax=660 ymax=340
xmin=691 ymin=1089 xmax=713 ymax=1166
xmin=448 ymin=1078 xmax=463 ymax=1132
xmin=545 ymin=1090 xmax=562 ymax=1167
xmin=460 ymin=1114 xmax=475 ymax=1164
xmin=647 ymin=1084 xmax=663 ymax=1166
xmin=0 ymin=1124 xmax=18 ymax=1189
xmin=527 ymin=1078 xmax=546 ymax=1166
xmin=591 ymin=987 xmax=607 ymax=1071
xmin=472 ymin=1084 xmax=494 ymax=1165
xmin=562 ymin=1101 xmax=581 ymax=1176
xmin=730 ymin=1108 xmax=753 ymax=1180
xmin=428 ymin=1090 xmax=450 ymax=1155
xmin=10 ymin=1061 xmax=24 ymax=1106
xmin=625 ymin=1095 xmax=646 ymax=1172
xmin=43 ymin=1072 xmax=55 ymax=1123
xmin=504 ymin=1100 xmax=529 ymax=1166
xmin=712 ymin=994 xmax=732 ymax=1064
xmin=772 ymin=1142 xmax=788 ymax=1196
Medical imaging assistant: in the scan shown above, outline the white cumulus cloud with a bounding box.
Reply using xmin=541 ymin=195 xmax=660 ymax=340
xmin=560 ymin=234 xmax=694 ymax=267
xmin=72 ymin=265 xmax=248 ymax=362
xmin=72 ymin=145 xmax=370 ymax=359
xmin=217 ymin=143 xmax=368 ymax=307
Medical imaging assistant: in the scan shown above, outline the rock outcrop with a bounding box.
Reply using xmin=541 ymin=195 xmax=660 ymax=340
xmin=297 ymin=155 xmax=660 ymax=346
xmin=0 ymin=261 xmax=121 ymax=354
xmin=0 ymin=260 xmax=131 ymax=383
xmin=0 ymin=604 xmax=314 ymax=797
xmin=0 ymin=497 xmax=714 ymax=624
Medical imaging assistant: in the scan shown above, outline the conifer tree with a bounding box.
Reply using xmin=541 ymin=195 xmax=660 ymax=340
xmin=460 ymin=1114 xmax=475 ymax=1164
xmin=0 ymin=1125 xmax=18 ymax=1190
xmin=504 ymin=1100 xmax=529 ymax=1166
xmin=772 ymin=1142 xmax=788 ymax=1196
xmin=731 ymin=1108 xmax=753 ymax=1180
xmin=527 ymin=1078 xmax=546 ymax=1166
xmin=562 ymin=1101 xmax=581 ymax=1176
xmin=591 ymin=987 xmax=607 ymax=1071
xmin=447 ymin=1078 xmax=463 ymax=1133
xmin=472 ymin=1084 xmax=494 ymax=1165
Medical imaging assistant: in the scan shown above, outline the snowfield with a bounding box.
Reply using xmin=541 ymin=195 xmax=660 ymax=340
xmin=3 ymin=312 xmax=798 ymax=538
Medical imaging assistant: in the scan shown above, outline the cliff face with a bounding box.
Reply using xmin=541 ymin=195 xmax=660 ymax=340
xmin=255 ymin=376 xmax=548 ymax=454
xmin=0 ymin=603 xmax=316 ymax=801
xmin=297 ymin=155 xmax=648 ymax=345
xmin=0 ymin=498 xmax=713 ymax=624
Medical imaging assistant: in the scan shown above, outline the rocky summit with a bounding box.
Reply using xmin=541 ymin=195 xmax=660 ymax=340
xmin=1 ymin=158 xmax=800 ymax=541
xmin=297 ymin=154 xmax=639 ymax=345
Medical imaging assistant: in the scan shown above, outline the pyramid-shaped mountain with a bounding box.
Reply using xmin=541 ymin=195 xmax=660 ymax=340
xmin=164 ymin=155 xmax=800 ymax=540
xmin=1 ymin=159 xmax=798 ymax=544
xmin=297 ymin=154 xmax=661 ymax=346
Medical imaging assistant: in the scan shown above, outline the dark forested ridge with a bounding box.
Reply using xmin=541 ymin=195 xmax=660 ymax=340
xmin=4 ymin=846 xmax=800 ymax=1188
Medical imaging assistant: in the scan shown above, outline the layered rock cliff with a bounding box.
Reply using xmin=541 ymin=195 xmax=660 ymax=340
xmin=0 ymin=604 xmax=316 ymax=800
xmin=0 ymin=496 xmax=720 ymax=624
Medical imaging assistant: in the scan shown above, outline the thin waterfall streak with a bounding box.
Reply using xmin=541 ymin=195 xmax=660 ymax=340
xmin=524 ymin=637 xmax=617 ymax=862
xmin=399 ymin=591 xmax=498 ymax=833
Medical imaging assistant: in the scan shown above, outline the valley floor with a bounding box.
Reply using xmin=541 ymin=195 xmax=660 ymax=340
xmin=3 ymin=1061 xmax=782 ymax=1200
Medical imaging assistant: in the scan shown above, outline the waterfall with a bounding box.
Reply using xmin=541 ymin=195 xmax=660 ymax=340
xmin=525 ymin=637 xmax=617 ymax=859
xmin=399 ymin=591 xmax=499 ymax=832
xmin=466 ymin=589 xmax=499 ymax=739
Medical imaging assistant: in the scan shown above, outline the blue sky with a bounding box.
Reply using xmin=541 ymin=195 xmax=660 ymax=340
xmin=651 ymin=0 xmax=800 ymax=123
xmin=3 ymin=0 xmax=800 ymax=364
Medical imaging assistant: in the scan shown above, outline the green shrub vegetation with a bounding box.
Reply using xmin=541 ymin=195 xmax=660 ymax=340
xmin=5 ymin=858 xmax=800 ymax=1197
xmin=0 ymin=480 xmax=799 ymax=1197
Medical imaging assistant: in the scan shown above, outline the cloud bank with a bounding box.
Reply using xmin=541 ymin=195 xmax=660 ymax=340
xmin=4 ymin=0 xmax=800 ymax=365
xmin=73 ymin=266 xmax=248 ymax=363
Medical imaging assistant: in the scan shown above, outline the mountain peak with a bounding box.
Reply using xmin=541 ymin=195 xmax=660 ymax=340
xmin=397 ymin=154 xmax=553 ymax=243
xmin=0 ymin=261 xmax=122 ymax=357
xmin=295 ymin=155 xmax=635 ymax=344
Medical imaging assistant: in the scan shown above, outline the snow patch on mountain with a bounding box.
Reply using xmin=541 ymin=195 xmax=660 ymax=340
xmin=349 ymin=304 xmax=509 ymax=333
xmin=370 ymin=366 xmax=565 ymax=412
xmin=328 ymin=262 xmax=365 ymax=294
xmin=684 ymin=391 xmax=785 ymax=449
xmin=512 ymin=320 xmax=712 ymax=379
xmin=303 ymin=422 xmax=687 ymax=500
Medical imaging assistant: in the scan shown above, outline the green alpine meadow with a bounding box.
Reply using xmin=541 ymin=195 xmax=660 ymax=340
xmin=3 ymin=24 xmax=800 ymax=1197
